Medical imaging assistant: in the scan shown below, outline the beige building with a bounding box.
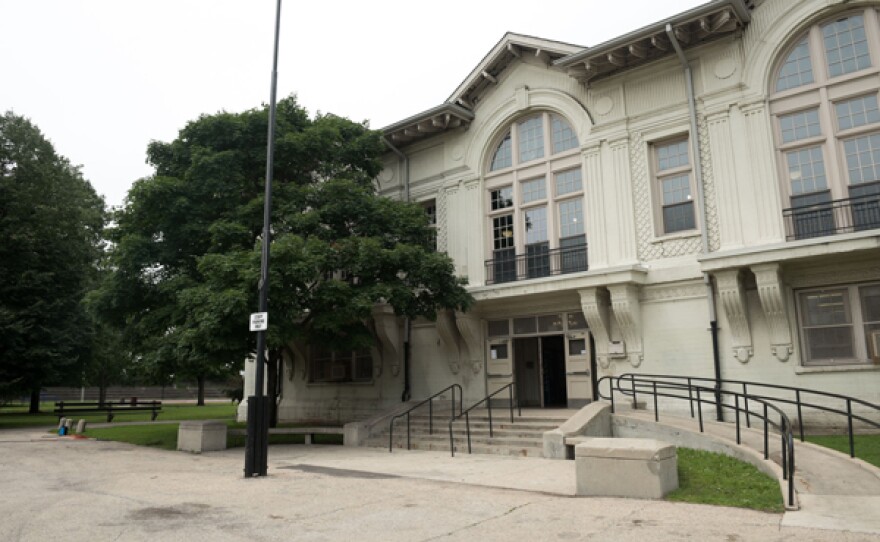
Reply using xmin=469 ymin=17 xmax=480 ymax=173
xmin=243 ymin=0 xmax=880 ymax=425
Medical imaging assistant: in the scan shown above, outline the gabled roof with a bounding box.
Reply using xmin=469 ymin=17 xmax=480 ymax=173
xmin=554 ymin=0 xmax=751 ymax=85
xmin=383 ymin=0 xmax=753 ymax=148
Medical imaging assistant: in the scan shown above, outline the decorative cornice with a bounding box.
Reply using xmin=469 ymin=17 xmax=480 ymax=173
xmin=640 ymin=281 xmax=706 ymax=303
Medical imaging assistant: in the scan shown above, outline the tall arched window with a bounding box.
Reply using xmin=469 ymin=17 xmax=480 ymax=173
xmin=485 ymin=112 xmax=585 ymax=284
xmin=771 ymin=9 xmax=880 ymax=240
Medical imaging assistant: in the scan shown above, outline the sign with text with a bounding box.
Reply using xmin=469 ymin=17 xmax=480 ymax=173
xmin=249 ymin=312 xmax=268 ymax=332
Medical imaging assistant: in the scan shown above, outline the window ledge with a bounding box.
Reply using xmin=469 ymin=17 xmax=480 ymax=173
xmin=651 ymin=230 xmax=701 ymax=244
xmin=794 ymin=362 xmax=880 ymax=375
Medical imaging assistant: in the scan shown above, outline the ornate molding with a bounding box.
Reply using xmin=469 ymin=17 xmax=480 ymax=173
xmin=372 ymin=305 xmax=401 ymax=377
xmin=437 ymin=188 xmax=448 ymax=252
xmin=435 ymin=309 xmax=461 ymax=374
xmin=752 ymin=263 xmax=793 ymax=363
xmin=714 ymin=269 xmax=753 ymax=363
xmin=609 ymin=284 xmax=643 ymax=367
xmin=454 ymin=311 xmax=483 ymax=374
xmin=640 ymin=281 xmax=706 ymax=303
xmin=579 ymin=287 xmax=612 ymax=369
xmin=787 ymin=266 xmax=880 ymax=288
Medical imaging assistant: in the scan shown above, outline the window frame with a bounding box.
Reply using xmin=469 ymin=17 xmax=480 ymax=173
xmin=795 ymin=282 xmax=880 ymax=366
xmin=309 ymin=347 xmax=373 ymax=383
xmin=650 ymin=135 xmax=699 ymax=236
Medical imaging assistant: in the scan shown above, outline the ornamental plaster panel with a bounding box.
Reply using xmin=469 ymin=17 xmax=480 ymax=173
xmin=640 ymin=281 xmax=707 ymax=303
xmin=579 ymin=287 xmax=612 ymax=369
xmin=437 ymin=188 xmax=448 ymax=252
xmin=714 ymin=269 xmax=753 ymax=363
xmin=698 ymin=115 xmax=722 ymax=253
xmin=751 ymin=263 xmax=793 ymax=362
xmin=609 ymin=284 xmax=643 ymax=367
xmin=626 ymin=69 xmax=686 ymax=118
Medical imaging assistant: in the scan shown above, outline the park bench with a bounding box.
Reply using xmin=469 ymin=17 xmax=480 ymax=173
xmin=53 ymin=400 xmax=163 ymax=422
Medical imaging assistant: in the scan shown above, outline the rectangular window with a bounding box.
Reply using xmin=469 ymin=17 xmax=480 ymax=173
xmin=835 ymin=94 xmax=880 ymax=131
xmin=555 ymin=169 xmax=583 ymax=196
xmin=787 ymin=146 xmax=828 ymax=195
xmin=558 ymin=199 xmax=584 ymax=238
xmin=491 ymin=187 xmax=513 ymax=210
xmin=842 ymin=133 xmax=880 ymax=185
xmin=551 ymin=115 xmax=578 ymax=154
xmin=518 ymin=116 xmax=545 ymax=163
xmin=654 ymin=138 xmax=696 ymax=234
xmin=776 ymin=37 xmax=814 ymax=92
xmin=779 ymin=108 xmax=822 ymax=143
xmin=487 ymin=319 xmax=510 ymax=337
xmin=521 ymin=177 xmax=546 ymax=203
xmin=311 ymin=348 xmax=373 ymax=382
xmin=523 ymin=207 xmax=550 ymax=278
xmin=797 ymin=283 xmax=880 ymax=365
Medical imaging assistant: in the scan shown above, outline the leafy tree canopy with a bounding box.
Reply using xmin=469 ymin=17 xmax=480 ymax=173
xmin=0 ymin=112 xmax=105 ymax=407
xmin=93 ymin=96 xmax=472 ymax=394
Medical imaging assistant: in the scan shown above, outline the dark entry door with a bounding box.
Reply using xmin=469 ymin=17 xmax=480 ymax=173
xmin=513 ymin=338 xmax=541 ymax=407
xmin=541 ymin=335 xmax=567 ymax=407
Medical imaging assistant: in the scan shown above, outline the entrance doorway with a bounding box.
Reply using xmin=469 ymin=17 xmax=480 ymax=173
xmin=513 ymin=335 xmax=567 ymax=407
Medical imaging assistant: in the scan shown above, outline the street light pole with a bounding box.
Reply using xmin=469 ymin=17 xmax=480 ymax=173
xmin=245 ymin=0 xmax=282 ymax=478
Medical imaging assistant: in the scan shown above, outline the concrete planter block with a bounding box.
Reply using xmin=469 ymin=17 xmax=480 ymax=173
xmin=575 ymin=438 xmax=678 ymax=499
xmin=177 ymin=420 xmax=227 ymax=453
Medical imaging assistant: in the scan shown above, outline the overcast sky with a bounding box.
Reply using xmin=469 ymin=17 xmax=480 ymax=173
xmin=2 ymin=0 xmax=705 ymax=207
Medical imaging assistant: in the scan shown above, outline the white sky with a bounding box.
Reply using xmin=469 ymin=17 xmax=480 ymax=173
xmin=2 ymin=0 xmax=705 ymax=207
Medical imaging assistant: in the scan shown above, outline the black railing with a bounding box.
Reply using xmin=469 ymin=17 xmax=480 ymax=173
xmin=598 ymin=374 xmax=798 ymax=507
xmin=485 ymin=243 xmax=588 ymax=285
xmin=448 ymin=382 xmax=521 ymax=457
xmin=783 ymin=187 xmax=880 ymax=240
xmin=388 ymin=384 xmax=462 ymax=452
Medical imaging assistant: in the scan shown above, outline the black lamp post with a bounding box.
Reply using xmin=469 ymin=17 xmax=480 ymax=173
xmin=245 ymin=0 xmax=282 ymax=478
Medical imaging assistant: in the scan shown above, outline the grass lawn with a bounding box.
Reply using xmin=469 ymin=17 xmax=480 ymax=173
xmin=666 ymin=448 xmax=784 ymax=513
xmin=0 ymin=402 xmax=239 ymax=429
xmin=805 ymin=434 xmax=880 ymax=468
xmin=83 ymin=422 xmax=343 ymax=450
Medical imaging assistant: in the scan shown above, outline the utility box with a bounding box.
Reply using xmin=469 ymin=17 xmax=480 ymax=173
xmin=178 ymin=420 xmax=227 ymax=453
xmin=575 ymin=438 xmax=678 ymax=499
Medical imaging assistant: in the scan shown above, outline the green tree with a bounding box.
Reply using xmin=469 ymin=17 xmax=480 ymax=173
xmin=0 ymin=112 xmax=105 ymax=412
xmin=93 ymin=96 xmax=471 ymax=412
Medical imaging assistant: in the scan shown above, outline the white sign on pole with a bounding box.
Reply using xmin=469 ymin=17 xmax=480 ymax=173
xmin=250 ymin=312 xmax=268 ymax=332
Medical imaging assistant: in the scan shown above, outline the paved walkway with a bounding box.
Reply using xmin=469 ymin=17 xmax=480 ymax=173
xmin=1 ymin=426 xmax=878 ymax=541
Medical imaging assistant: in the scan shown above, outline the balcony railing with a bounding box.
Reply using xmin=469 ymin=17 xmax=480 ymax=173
xmin=783 ymin=185 xmax=880 ymax=241
xmin=484 ymin=243 xmax=588 ymax=285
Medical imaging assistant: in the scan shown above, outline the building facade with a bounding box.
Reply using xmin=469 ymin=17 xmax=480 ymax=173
xmin=242 ymin=0 xmax=880 ymax=425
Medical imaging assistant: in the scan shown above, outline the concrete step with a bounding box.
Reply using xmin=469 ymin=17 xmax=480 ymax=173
xmin=365 ymin=437 xmax=545 ymax=457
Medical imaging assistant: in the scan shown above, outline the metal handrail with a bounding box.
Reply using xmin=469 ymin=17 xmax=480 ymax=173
xmin=389 ymin=384 xmax=463 ymax=452
xmin=598 ymin=374 xmax=798 ymax=507
xmin=608 ymin=373 xmax=880 ymax=457
xmin=447 ymin=382 xmax=521 ymax=457
xmin=484 ymin=243 xmax=588 ymax=285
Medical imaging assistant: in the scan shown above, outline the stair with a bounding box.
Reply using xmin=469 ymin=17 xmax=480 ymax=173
xmin=364 ymin=405 xmax=572 ymax=457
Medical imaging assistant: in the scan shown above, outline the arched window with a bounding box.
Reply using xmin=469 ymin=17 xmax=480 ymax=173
xmin=484 ymin=112 xmax=585 ymax=284
xmin=770 ymin=9 xmax=880 ymax=239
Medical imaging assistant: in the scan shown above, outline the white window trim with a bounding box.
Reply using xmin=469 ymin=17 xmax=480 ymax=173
xmin=649 ymin=135 xmax=700 ymax=238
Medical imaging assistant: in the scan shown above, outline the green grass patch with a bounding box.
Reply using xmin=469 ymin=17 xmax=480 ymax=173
xmin=0 ymin=402 xmax=238 ymax=430
xmin=805 ymin=434 xmax=880 ymax=468
xmin=667 ymin=448 xmax=784 ymax=513
xmin=83 ymin=421 xmax=342 ymax=450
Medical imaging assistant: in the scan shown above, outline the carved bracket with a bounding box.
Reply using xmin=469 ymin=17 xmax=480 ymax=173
xmin=436 ymin=309 xmax=461 ymax=375
xmin=579 ymin=287 xmax=612 ymax=369
xmin=714 ymin=269 xmax=753 ymax=363
xmin=455 ymin=311 xmax=483 ymax=374
xmin=372 ymin=304 xmax=401 ymax=377
xmin=609 ymin=284 xmax=643 ymax=367
xmin=752 ymin=263 xmax=793 ymax=362
xmin=290 ymin=341 xmax=308 ymax=381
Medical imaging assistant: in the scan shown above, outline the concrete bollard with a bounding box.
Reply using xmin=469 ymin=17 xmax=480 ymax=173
xmin=76 ymin=419 xmax=87 ymax=434
xmin=57 ymin=417 xmax=67 ymax=430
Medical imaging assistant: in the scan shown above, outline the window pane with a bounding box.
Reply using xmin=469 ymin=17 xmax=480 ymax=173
xmin=843 ymin=133 xmax=880 ymax=185
xmin=526 ymin=241 xmax=550 ymax=278
xmin=555 ymin=169 xmax=583 ymax=196
xmin=848 ymin=182 xmax=880 ymax=231
xmin=487 ymin=320 xmax=510 ymax=337
xmin=538 ymin=314 xmax=564 ymax=332
xmin=786 ymin=146 xmax=828 ymax=194
xmin=806 ymin=326 xmax=855 ymax=360
xmin=779 ymin=108 xmax=821 ymax=143
xmin=514 ymin=317 xmax=537 ymax=334
xmin=835 ymin=94 xmax=880 ymax=131
xmin=521 ymin=177 xmax=546 ymax=203
xmin=569 ymin=338 xmax=587 ymax=356
xmin=823 ymin=15 xmax=871 ymax=78
xmin=567 ymin=312 xmax=587 ymax=330
xmin=663 ymin=201 xmax=696 ymax=233
xmin=790 ymin=190 xmax=835 ymax=239
xmin=551 ymin=115 xmax=578 ymax=154
xmin=560 ymin=234 xmax=587 ymax=273
xmin=861 ymin=285 xmax=880 ymax=322
xmin=524 ymin=206 xmax=548 ymax=244
xmin=803 ymin=290 xmax=850 ymax=325
xmin=657 ymin=140 xmax=689 ymax=171
xmin=776 ymin=37 xmax=814 ymax=91
xmin=354 ymin=351 xmax=373 ymax=381
xmin=558 ymin=199 xmax=584 ymax=238
xmin=493 ymin=214 xmax=514 ymax=249
xmin=490 ymin=343 xmax=508 ymax=360
xmin=491 ymin=187 xmax=513 ymax=210
xmin=662 ymin=174 xmax=692 ymax=205
xmin=490 ymin=132 xmax=512 ymax=171
xmin=518 ymin=117 xmax=545 ymax=163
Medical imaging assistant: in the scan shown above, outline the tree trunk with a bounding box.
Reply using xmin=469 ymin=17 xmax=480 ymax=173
xmin=98 ymin=371 xmax=107 ymax=406
xmin=29 ymin=388 xmax=41 ymax=414
xmin=197 ymin=375 xmax=205 ymax=406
